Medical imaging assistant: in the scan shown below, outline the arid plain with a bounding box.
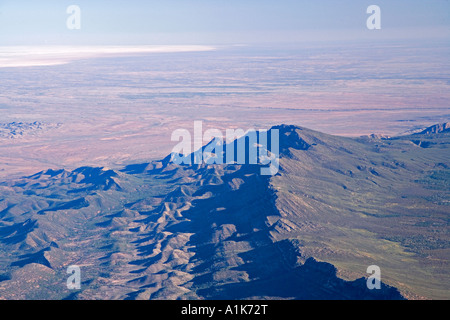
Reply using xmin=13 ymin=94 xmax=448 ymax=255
xmin=0 ymin=42 xmax=449 ymax=179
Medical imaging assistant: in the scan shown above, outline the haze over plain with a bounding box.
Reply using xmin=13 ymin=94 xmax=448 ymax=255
xmin=1 ymin=1 xmax=449 ymax=178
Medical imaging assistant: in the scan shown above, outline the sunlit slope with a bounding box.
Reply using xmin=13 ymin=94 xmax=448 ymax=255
xmin=269 ymin=125 xmax=449 ymax=299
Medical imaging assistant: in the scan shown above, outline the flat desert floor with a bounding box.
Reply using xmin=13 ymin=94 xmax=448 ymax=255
xmin=0 ymin=42 xmax=449 ymax=179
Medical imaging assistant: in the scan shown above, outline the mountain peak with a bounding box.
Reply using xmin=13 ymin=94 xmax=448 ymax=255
xmin=415 ymin=122 xmax=449 ymax=135
xmin=270 ymin=124 xmax=311 ymax=155
xmin=270 ymin=124 xmax=302 ymax=133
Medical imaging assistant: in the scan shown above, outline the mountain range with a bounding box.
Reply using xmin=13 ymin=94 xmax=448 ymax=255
xmin=0 ymin=123 xmax=449 ymax=300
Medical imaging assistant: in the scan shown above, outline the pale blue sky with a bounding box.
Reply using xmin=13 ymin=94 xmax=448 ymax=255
xmin=0 ymin=0 xmax=449 ymax=45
